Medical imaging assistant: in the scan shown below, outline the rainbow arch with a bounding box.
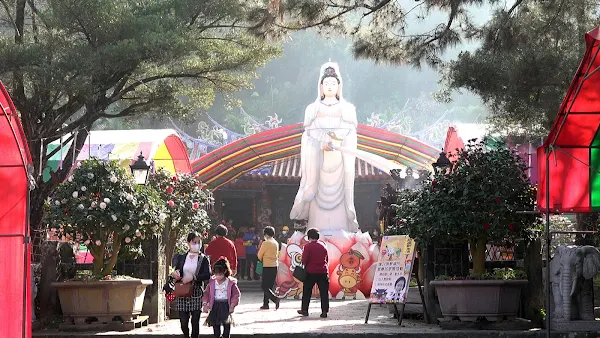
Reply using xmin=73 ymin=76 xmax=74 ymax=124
xmin=192 ymin=123 xmax=439 ymax=189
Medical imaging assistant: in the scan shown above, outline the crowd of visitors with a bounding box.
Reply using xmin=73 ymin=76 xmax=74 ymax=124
xmin=168 ymin=225 xmax=327 ymax=338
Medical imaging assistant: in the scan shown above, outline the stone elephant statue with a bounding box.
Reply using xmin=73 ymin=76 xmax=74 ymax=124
xmin=549 ymin=245 xmax=600 ymax=321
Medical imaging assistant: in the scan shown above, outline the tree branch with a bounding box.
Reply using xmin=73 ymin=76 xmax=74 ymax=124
xmin=363 ymin=0 xmax=392 ymax=16
xmin=98 ymin=101 xmax=153 ymax=119
xmin=0 ymin=0 xmax=18 ymax=37
xmin=273 ymin=5 xmax=356 ymax=31
xmin=45 ymin=132 xmax=76 ymax=159
xmin=14 ymin=0 xmax=25 ymax=43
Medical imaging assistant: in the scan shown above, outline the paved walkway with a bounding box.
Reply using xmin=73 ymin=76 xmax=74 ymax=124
xmin=31 ymin=283 xmax=558 ymax=337
xmin=33 ymin=288 xmax=442 ymax=336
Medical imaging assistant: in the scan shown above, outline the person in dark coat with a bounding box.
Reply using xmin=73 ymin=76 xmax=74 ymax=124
xmin=172 ymin=232 xmax=211 ymax=338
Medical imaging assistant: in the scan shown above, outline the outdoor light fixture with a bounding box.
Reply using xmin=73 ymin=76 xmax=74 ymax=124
xmin=129 ymin=152 xmax=151 ymax=185
xmin=431 ymin=150 xmax=452 ymax=175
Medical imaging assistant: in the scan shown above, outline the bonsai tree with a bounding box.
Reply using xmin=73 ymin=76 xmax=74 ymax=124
xmin=148 ymin=168 xmax=212 ymax=268
xmin=391 ymin=139 xmax=537 ymax=275
xmin=46 ymin=158 xmax=166 ymax=278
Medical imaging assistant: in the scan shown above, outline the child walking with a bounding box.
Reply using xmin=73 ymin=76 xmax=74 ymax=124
xmin=202 ymin=257 xmax=241 ymax=338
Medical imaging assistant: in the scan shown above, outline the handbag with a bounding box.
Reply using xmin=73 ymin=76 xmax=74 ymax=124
xmin=292 ymin=265 xmax=307 ymax=282
xmin=255 ymin=261 xmax=263 ymax=275
xmin=174 ymin=281 xmax=194 ymax=297
xmin=174 ymin=253 xmax=203 ymax=298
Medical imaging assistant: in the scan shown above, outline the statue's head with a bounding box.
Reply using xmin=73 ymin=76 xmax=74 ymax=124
xmin=317 ymin=62 xmax=343 ymax=101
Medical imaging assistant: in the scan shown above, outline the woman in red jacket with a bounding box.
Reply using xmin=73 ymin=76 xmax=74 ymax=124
xmin=298 ymin=228 xmax=329 ymax=318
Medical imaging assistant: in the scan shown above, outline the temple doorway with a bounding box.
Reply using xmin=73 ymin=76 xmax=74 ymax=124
xmin=222 ymin=197 xmax=254 ymax=231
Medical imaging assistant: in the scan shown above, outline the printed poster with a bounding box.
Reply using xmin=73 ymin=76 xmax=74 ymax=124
xmin=368 ymin=235 xmax=416 ymax=304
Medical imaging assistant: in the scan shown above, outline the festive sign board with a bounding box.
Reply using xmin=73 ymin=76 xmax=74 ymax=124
xmin=368 ymin=235 xmax=416 ymax=304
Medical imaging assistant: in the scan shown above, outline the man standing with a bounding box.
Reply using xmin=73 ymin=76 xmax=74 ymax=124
xmin=243 ymin=226 xmax=260 ymax=280
xmin=205 ymin=225 xmax=238 ymax=276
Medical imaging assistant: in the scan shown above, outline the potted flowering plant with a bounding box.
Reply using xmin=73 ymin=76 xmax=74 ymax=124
xmin=46 ymin=158 xmax=166 ymax=325
xmin=148 ymin=168 xmax=212 ymax=271
xmin=391 ymin=139 xmax=537 ymax=321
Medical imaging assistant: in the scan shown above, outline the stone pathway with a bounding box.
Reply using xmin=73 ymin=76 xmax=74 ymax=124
xmin=34 ymin=288 xmax=440 ymax=336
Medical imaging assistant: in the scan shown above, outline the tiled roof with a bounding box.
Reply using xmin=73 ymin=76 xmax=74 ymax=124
xmin=241 ymin=155 xmax=388 ymax=182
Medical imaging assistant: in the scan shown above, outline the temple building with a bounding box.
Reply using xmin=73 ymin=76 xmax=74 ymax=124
xmin=212 ymin=154 xmax=397 ymax=233
xmin=171 ymin=110 xmax=442 ymax=234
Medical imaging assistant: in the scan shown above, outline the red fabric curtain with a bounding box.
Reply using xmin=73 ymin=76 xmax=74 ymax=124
xmin=0 ymin=81 xmax=32 ymax=338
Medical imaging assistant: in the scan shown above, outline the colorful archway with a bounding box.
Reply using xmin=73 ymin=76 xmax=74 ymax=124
xmin=193 ymin=123 xmax=439 ymax=189
xmin=46 ymin=129 xmax=192 ymax=180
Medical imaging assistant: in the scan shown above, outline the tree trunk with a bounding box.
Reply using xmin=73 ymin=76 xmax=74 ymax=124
xmin=101 ymin=236 xmax=122 ymax=277
xmin=469 ymin=236 xmax=487 ymax=276
xmin=523 ymin=238 xmax=544 ymax=325
xmin=575 ymin=212 xmax=598 ymax=246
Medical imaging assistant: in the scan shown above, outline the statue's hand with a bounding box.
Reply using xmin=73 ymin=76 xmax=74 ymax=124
xmin=327 ymin=131 xmax=343 ymax=141
xmin=322 ymin=143 xmax=334 ymax=151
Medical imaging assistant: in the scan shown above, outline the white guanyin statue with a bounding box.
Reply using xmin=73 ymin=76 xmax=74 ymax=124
xmin=290 ymin=62 xmax=359 ymax=233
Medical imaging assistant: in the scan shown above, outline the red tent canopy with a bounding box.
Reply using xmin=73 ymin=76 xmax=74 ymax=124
xmin=537 ymin=26 xmax=600 ymax=212
xmin=0 ymin=81 xmax=32 ymax=338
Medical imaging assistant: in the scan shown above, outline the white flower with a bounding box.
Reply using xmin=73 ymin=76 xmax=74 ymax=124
xmin=61 ymin=199 xmax=68 ymax=205
xmin=103 ymin=198 xmax=110 ymax=204
xmin=111 ymin=214 xmax=117 ymax=222
xmin=126 ymin=194 xmax=133 ymax=201
xmin=77 ymin=204 xmax=84 ymax=210
xmin=159 ymin=213 xmax=167 ymax=222
xmin=123 ymin=224 xmax=130 ymax=231
xmin=81 ymin=186 xmax=87 ymax=192
xmin=125 ymin=237 xmax=131 ymax=243
xmin=144 ymin=203 xmax=149 ymax=209
xmin=135 ymin=230 xmax=141 ymax=237
xmin=87 ymin=173 xmax=94 ymax=179
xmin=95 ymin=240 xmax=101 ymax=246
xmin=99 ymin=202 xmax=107 ymax=210
xmin=110 ymin=176 xmax=117 ymax=183
xmin=86 ymin=215 xmax=93 ymax=220
xmin=67 ymin=176 xmax=73 ymax=182
xmin=91 ymin=201 xmax=97 ymax=208
xmin=72 ymin=191 xmax=78 ymax=198
xmin=54 ymin=200 xmax=61 ymax=206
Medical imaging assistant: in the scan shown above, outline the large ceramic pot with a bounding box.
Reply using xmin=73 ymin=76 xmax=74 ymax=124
xmin=53 ymin=279 xmax=152 ymax=325
xmin=430 ymin=279 xmax=527 ymax=321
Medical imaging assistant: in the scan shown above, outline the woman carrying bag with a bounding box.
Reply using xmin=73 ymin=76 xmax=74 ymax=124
xmin=172 ymin=232 xmax=211 ymax=338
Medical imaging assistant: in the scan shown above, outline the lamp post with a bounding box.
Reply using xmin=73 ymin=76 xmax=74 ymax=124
xmin=431 ymin=149 xmax=452 ymax=176
xmin=129 ymin=152 xmax=151 ymax=185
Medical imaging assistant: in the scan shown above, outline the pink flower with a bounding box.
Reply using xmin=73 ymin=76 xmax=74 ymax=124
xmin=483 ymin=223 xmax=491 ymax=230
xmin=172 ymin=176 xmax=178 ymax=182
xmin=192 ymin=203 xmax=199 ymax=210
xmin=431 ymin=180 xmax=437 ymax=187
xmin=168 ymin=200 xmax=175 ymax=207
xmin=495 ymin=197 xmax=501 ymax=203
xmin=508 ymin=224 xmax=515 ymax=231
xmin=167 ymin=187 xmax=174 ymax=194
